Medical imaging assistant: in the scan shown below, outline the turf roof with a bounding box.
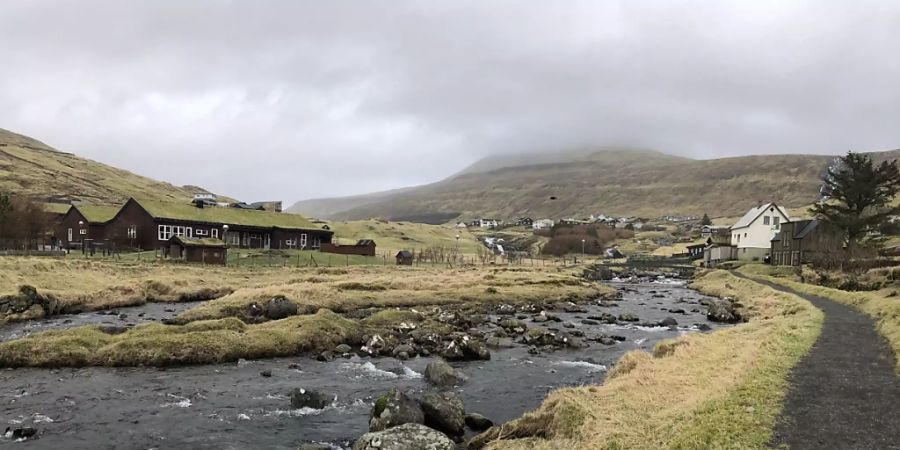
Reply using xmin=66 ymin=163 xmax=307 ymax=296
xmin=73 ymin=205 xmax=121 ymax=223
xmin=133 ymin=198 xmax=321 ymax=230
xmin=169 ymin=236 xmax=227 ymax=248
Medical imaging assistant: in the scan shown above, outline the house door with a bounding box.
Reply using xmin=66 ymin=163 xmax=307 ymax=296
xmin=264 ymin=234 xmax=271 ymax=249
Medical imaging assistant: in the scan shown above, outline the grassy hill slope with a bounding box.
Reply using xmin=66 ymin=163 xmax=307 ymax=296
xmin=0 ymin=128 xmax=220 ymax=205
xmin=291 ymin=148 xmax=900 ymax=222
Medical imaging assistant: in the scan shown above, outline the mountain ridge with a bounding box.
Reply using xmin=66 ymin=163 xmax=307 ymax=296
xmin=288 ymin=147 xmax=900 ymax=222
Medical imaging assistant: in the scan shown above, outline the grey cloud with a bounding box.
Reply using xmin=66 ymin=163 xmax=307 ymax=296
xmin=1 ymin=0 xmax=899 ymax=203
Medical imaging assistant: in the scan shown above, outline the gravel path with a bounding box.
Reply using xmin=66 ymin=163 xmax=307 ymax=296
xmin=734 ymin=273 xmax=900 ymax=450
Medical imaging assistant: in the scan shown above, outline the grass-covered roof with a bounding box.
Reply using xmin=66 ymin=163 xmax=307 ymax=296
xmin=74 ymin=205 xmax=121 ymax=223
xmin=169 ymin=236 xmax=227 ymax=248
xmin=133 ymin=198 xmax=322 ymax=230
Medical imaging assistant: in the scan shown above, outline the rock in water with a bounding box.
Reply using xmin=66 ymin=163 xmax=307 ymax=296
xmin=290 ymin=388 xmax=332 ymax=409
xmin=263 ymin=295 xmax=298 ymax=320
xmin=659 ymin=317 xmax=678 ymax=327
xmin=353 ymin=423 xmax=455 ymax=450
xmin=369 ymin=389 xmax=424 ymax=432
xmin=334 ymin=343 xmax=352 ymax=354
xmin=419 ymin=392 xmax=465 ymax=440
xmin=465 ymin=413 xmax=494 ymax=431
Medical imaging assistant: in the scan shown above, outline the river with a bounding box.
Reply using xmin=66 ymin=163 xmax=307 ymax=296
xmin=0 ymin=279 xmax=725 ymax=449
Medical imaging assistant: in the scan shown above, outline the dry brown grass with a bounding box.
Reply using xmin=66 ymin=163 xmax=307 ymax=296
xmin=475 ymin=270 xmax=822 ymax=450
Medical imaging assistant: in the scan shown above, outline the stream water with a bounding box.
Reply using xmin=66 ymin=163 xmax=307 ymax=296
xmin=0 ymin=280 xmax=725 ymax=449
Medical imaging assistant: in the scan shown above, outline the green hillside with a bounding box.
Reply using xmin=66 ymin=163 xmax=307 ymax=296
xmin=290 ymin=148 xmax=900 ymax=222
xmin=0 ymin=128 xmax=221 ymax=205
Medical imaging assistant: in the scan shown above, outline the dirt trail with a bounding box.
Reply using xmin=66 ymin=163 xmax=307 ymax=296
xmin=734 ymin=273 xmax=900 ymax=450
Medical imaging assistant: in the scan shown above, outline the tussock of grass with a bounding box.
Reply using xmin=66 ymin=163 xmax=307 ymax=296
xmin=178 ymin=266 xmax=605 ymax=322
xmin=474 ymin=271 xmax=822 ymax=450
xmin=0 ymin=310 xmax=360 ymax=367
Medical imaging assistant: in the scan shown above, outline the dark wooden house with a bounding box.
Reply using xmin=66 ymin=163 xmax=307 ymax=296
xmin=104 ymin=198 xmax=332 ymax=251
xmin=321 ymin=239 xmax=376 ymax=256
xmin=686 ymin=243 xmax=705 ymax=259
xmin=53 ymin=204 xmax=120 ymax=250
xmin=165 ymin=236 xmax=228 ymax=265
xmin=770 ymin=219 xmax=844 ymax=266
xmin=396 ymin=250 xmax=413 ymax=265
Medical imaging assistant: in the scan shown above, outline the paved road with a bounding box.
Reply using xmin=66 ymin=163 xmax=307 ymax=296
xmin=734 ymin=273 xmax=900 ymax=450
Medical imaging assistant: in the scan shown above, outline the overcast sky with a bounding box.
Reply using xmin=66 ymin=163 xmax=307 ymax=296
xmin=1 ymin=1 xmax=899 ymax=203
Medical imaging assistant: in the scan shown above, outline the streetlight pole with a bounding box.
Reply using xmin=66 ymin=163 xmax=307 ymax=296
xmin=455 ymin=234 xmax=460 ymax=264
xmin=78 ymin=220 xmax=85 ymax=255
xmin=581 ymin=239 xmax=585 ymax=260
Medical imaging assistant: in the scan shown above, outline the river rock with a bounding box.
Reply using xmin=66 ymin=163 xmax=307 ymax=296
xmin=581 ymin=319 xmax=600 ymax=325
xmin=461 ymin=338 xmax=491 ymax=360
xmin=335 ymin=344 xmax=352 ymax=354
xmin=659 ymin=317 xmax=678 ymax=327
xmin=260 ymin=369 xmax=272 ymax=378
xmin=531 ymin=312 xmax=549 ymax=323
xmin=299 ymin=444 xmax=334 ymax=450
xmin=706 ymin=297 xmax=742 ymax=323
xmin=496 ymin=304 xmax=516 ymax=315
xmin=363 ymin=335 xmax=387 ymax=356
xmin=597 ymin=336 xmax=617 ymax=345
xmin=588 ymin=313 xmax=617 ymax=324
xmin=465 ymin=413 xmax=494 ymax=431
xmin=261 ymin=295 xmax=298 ymax=320
xmin=97 ymin=325 xmax=129 ymax=335
xmin=563 ymin=303 xmax=588 ymax=313
xmin=290 ymin=388 xmax=332 ymax=409
xmin=9 ymin=427 xmax=37 ymax=439
xmin=419 ymin=392 xmax=465 ymax=440
xmin=392 ymin=344 xmax=416 ymax=359
xmin=425 ymin=360 xmax=468 ymax=387
xmin=369 ymin=389 xmax=424 ymax=432
xmin=617 ymin=313 xmax=639 ymax=322
xmin=353 ymin=423 xmax=455 ymax=450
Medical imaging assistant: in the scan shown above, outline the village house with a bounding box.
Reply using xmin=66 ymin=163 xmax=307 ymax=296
xmin=98 ymin=198 xmax=332 ymax=251
xmin=165 ymin=235 xmax=228 ymax=265
xmin=54 ymin=204 xmax=121 ymax=250
xmin=532 ymin=219 xmax=555 ymax=230
xmin=700 ymin=225 xmax=729 ymax=239
xmin=470 ymin=218 xmax=500 ymax=228
xmin=770 ymin=219 xmax=844 ymax=266
xmin=320 ymin=239 xmax=377 ymax=257
xmin=730 ymin=202 xmax=791 ymax=261
xmin=515 ymin=217 xmax=534 ymax=227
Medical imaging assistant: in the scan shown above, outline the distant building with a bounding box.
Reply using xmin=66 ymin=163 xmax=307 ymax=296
xmin=686 ymin=243 xmax=705 ymax=259
xmin=701 ymin=225 xmax=730 ymax=239
xmin=770 ymin=220 xmax=844 ymax=266
xmin=321 ymin=239 xmax=377 ymax=257
xmin=476 ymin=219 xmax=500 ymax=228
xmin=532 ymin=219 xmax=555 ymax=230
xmin=730 ymin=203 xmax=791 ymax=261
xmin=515 ymin=217 xmax=534 ymax=227
xmin=456 ymin=222 xmax=468 ymax=228
xmin=396 ymin=250 xmax=414 ymax=265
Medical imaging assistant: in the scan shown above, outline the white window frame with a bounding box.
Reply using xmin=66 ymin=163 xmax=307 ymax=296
xmin=763 ymin=216 xmax=770 ymax=225
xmin=773 ymin=216 xmax=780 ymax=229
xmin=195 ymin=229 xmax=208 ymax=236
xmin=300 ymin=233 xmax=308 ymax=248
xmin=67 ymin=228 xmax=73 ymax=241
xmin=127 ymin=225 xmax=137 ymax=239
xmin=211 ymin=229 xmax=219 ymax=239
xmin=79 ymin=228 xmax=87 ymax=235
xmin=158 ymin=225 xmax=173 ymax=241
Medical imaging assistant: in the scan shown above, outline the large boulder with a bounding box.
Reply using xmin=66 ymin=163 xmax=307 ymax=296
xmin=263 ymin=295 xmax=298 ymax=320
xmin=353 ymin=423 xmax=455 ymax=450
xmin=290 ymin=388 xmax=333 ymax=409
xmin=419 ymin=392 xmax=465 ymax=440
xmin=706 ymin=297 xmax=742 ymax=323
xmin=465 ymin=413 xmax=494 ymax=431
xmin=424 ymin=360 xmax=468 ymax=387
xmin=369 ymin=389 xmax=424 ymax=432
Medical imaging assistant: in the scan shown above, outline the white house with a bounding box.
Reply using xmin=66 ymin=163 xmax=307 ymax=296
xmin=478 ymin=219 xmax=500 ymax=228
xmin=532 ymin=219 xmax=555 ymax=230
xmin=730 ymin=203 xmax=791 ymax=261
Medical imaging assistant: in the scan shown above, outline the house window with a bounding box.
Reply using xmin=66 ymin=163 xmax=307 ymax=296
xmin=784 ymin=237 xmax=789 ymax=247
xmin=195 ymin=229 xmax=208 ymax=236
xmin=67 ymin=228 xmax=73 ymax=241
xmin=744 ymin=233 xmax=747 ymax=238
xmin=300 ymin=233 xmax=308 ymax=248
xmin=79 ymin=229 xmax=87 ymax=235
xmin=285 ymin=238 xmax=296 ymax=247
xmin=211 ymin=229 xmax=219 ymax=239
xmin=127 ymin=226 xmax=137 ymax=239
xmin=242 ymin=233 xmax=249 ymax=246
xmin=312 ymin=237 xmax=321 ymax=248
xmin=158 ymin=225 xmax=173 ymax=240
xmin=763 ymin=216 xmax=770 ymax=225
xmin=227 ymin=232 xmax=240 ymax=246
xmin=773 ymin=217 xmax=780 ymax=229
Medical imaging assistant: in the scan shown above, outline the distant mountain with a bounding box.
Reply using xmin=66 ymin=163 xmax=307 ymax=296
xmin=287 ymin=147 xmax=900 ymax=223
xmin=0 ymin=128 xmax=226 ymax=205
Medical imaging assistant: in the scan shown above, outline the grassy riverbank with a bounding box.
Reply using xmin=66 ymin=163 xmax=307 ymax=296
xmin=737 ymin=263 xmax=900 ymax=372
xmin=0 ymin=260 xmax=608 ymax=367
xmin=474 ymin=270 xmax=822 ymax=449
